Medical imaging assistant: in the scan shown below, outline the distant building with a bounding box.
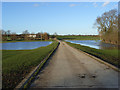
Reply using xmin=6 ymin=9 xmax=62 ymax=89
xmin=2 ymin=33 xmax=50 ymax=41
xmin=28 ymin=34 xmax=37 ymax=38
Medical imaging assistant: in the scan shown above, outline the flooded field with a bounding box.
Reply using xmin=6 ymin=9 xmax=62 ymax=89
xmin=1 ymin=41 xmax=52 ymax=50
xmin=66 ymin=40 xmax=118 ymax=49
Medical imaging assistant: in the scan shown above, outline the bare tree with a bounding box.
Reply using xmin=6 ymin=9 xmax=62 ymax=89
xmin=22 ymin=30 xmax=29 ymax=34
xmin=0 ymin=30 xmax=7 ymax=41
xmin=6 ymin=30 xmax=11 ymax=40
xmin=94 ymin=9 xmax=118 ymax=44
xmin=11 ymin=32 xmax=17 ymax=40
xmin=41 ymin=33 xmax=44 ymax=40
xmin=36 ymin=32 xmax=41 ymax=39
xmin=44 ymin=32 xmax=49 ymax=40
xmin=1 ymin=30 xmax=6 ymax=35
xmin=54 ymin=32 xmax=57 ymax=36
xmin=6 ymin=30 xmax=11 ymax=35
xmin=22 ymin=30 xmax=29 ymax=40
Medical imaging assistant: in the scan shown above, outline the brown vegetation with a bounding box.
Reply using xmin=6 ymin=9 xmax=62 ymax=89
xmin=94 ymin=9 xmax=119 ymax=45
xmin=1 ymin=30 xmax=50 ymax=41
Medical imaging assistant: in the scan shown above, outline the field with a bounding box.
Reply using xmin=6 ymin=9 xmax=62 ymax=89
xmin=57 ymin=35 xmax=100 ymax=40
xmin=2 ymin=41 xmax=59 ymax=88
xmin=66 ymin=42 xmax=119 ymax=67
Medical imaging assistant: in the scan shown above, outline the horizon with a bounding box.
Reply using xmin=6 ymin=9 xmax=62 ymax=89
xmin=2 ymin=2 xmax=118 ymax=35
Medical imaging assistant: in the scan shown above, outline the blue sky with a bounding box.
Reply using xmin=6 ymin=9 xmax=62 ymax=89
xmin=2 ymin=2 xmax=118 ymax=35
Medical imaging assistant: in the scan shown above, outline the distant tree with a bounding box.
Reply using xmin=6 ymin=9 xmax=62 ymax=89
xmin=22 ymin=30 xmax=29 ymax=35
xmin=50 ymin=32 xmax=58 ymax=38
xmin=1 ymin=30 xmax=6 ymax=35
xmin=44 ymin=32 xmax=49 ymax=40
xmin=0 ymin=30 xmax=7 ymax=41
xmin=31 ymin=32 xmax=35 ymax=34
xmin=6 ymin=30 xmax=11 ymax=40
xmin=11 ymin=32 xmax=17 ymax=40
xmin=50 ymin=35 xmax=55 ymax=38
xmin=54 ymin=32 xmax=57 ymax=36
xmin=94 ymin=9 xmax=118 ymax=44
xmin=6 ymin=30 xmax=11 ymax=35
xmin=41 ymin=33 xmax=44 ymax=40
xmin=36 ymin=32 xmax=41 ymax=39
xmin=94 ymin=9 xmax=118 ymax=35
xmin=22 ymin=30 xmax=29 ymax=40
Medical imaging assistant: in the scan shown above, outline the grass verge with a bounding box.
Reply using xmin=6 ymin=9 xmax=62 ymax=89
xmin=66 ymin=42 xmax=119 ymax=68
xmin=21 ymin=43 xmax=59 ymax=89
xmin=2 ymin=41 xmax=59 ymax=89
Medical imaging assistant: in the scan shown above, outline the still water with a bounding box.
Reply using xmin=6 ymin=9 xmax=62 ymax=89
xmin=66 ymin=40 xmax=118 ymax=49
xmin=1 ymin=41 xmax=52 ymax=50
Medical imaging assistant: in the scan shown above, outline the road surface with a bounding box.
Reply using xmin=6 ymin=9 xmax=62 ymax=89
xmin=30 ymin=41 xmax=118 ymax=88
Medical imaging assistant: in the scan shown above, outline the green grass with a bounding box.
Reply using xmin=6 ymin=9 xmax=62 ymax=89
xmin=57 ymin=35 xmax=100 ymax=40
xmin=66 ymin=42 xmax=119 ymax=67
xmin=2 ymin=41 xmax=59 ymax=89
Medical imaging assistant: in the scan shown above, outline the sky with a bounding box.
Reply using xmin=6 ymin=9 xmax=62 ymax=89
xmin=2 ymin=2 xmax=118 ymax=35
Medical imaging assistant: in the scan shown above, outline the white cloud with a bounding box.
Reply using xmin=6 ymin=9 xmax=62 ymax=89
xmin=69 ymin=4 xmax=77 ymax=7
xmin=33 ymin=3 xmax=39 ymax=7
xmin=93 ymin=2 xmax=97 ymax=7
xmin=102 ymin=2 xmax=110 ymax=7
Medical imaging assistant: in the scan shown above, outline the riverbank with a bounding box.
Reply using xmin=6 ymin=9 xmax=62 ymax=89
xmin=66 ymin=42 xmax=119 ymax=68
xmin=2 ymin=41 xmax=59 ymax=89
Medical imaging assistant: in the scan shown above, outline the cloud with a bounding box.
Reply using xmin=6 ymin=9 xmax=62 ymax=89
xmin=69 ymin=4 xmax=77 ymax=7
xmin=102 ymin=2 xmax=110 ymax=7
xmin=33 ymin=3 xmax=39 ymax=7
xmin=93 ymin=2 xmax=97 ymax=7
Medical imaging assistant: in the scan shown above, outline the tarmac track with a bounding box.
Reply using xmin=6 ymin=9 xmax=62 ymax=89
xmin=30 ymin=41 xmax=118 ymax=88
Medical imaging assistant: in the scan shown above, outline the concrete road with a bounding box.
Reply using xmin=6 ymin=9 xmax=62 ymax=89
xmin=30 ymin=41 xmax=118 ymax=88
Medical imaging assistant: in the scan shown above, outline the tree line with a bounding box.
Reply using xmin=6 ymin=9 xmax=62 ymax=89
xmin=0 ymin=30 xmax=50 ymax=41
xmin=94 ymin=9 xmax=119 ymax=45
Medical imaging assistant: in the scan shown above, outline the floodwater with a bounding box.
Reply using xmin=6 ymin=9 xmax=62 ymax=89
xmin=66 ymin=40 xmax=118 ymax=49
xmin=1 ymin=41 xmax=52 ymax=50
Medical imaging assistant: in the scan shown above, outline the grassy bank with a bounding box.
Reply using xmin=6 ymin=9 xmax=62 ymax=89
xmin=57 ymin=35 xmax=100 ymax=40
xmin=66 ymin=42 xmax=119 ymax=67
xmin=2 ymin=41 xmax=59 ymax=88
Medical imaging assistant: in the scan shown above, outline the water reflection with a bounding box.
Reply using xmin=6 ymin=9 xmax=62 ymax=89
xmin=66 ymin=40 xmax=118 ymax=50
xmin=1 ymin=41 xmax=52 ymax=50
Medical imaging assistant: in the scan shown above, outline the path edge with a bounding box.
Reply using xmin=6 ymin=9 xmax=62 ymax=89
xmin=64 ymin=42 xmax=120 ymax=72
xmin=15 ymin=42 xmax=60 ymax=90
